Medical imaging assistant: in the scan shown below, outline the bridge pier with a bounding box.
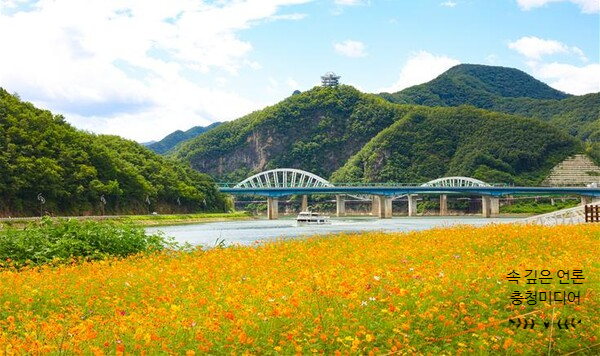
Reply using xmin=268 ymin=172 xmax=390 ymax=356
xmin=336 ymin=195 xmax=346 ymax=217
xmin=439 ymin=194 xmax=448 ymax=216
xmin=267 ymin=197 xmax=279 ymax=220
xmin=408 ymin=195 xmax=418 ymax=217
xmin=491 ymin=197 xmax=499 ymax=216
xmin=581 ymin=195 xmax=593 ymax=205
xmin=301 ymin=195 xmax=308 ymax=211
xmin=481 ymin=196 xmax=491 ymax=218
xmin=371 ymin=195 xmax=379 ymax=216
xmin=375 ymin=195 xmax=392 ymax=218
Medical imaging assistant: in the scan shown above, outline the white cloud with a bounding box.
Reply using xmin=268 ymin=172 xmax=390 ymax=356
xmin=508 ymin=36 xmax=598 ymax=95
xmin=333 ymin=40 xmax=367 ymax=58
xmin=529 ymin=62 xmax=600 ymax=95
xmin=334 ymin=0 xmax=366 ymax=5
xmin=508 ymin=36 xmax=587 ymax=61
xmin=378 ymin=51 xmax=460 ymax=93
xmin=0 ymin=0 xmax=313 ymax=142
xmin=441 ymin=1 xmax=457 ymax=7
xmin=67 ymin=81 xmax=260 ymax=142
xmin=270 ymin=13 xmax=307 ymax=20
xmin=485 ymin=54 xmax=499 ymax=65
xmin=331 ymin=0 xmax=369 ymax=14
xmin=287 ymin=77 xmax=299 ymax=89
xmin=516 ymin=0 xmax=599 ymax=13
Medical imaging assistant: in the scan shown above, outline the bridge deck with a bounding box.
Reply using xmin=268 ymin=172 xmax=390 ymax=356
xmin=219 ymin=186 xmax=600 ymax=197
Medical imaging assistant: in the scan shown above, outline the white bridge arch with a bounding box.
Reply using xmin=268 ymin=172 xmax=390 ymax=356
xmin=234 ymin=168 xmax=333 ymax=189
xmin=385 ymin=177 xmax=490 ymax=200
xmin=229 ymin=169 xmax=498 ymax=219
xmin=421 ymin=176 xmax=490 ymax=187
xmin=233 ymin=169 xmax=490 ymax=201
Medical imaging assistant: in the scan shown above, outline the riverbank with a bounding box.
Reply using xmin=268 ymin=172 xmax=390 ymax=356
xmin=0 ymin=211 xmax=255 ymax=229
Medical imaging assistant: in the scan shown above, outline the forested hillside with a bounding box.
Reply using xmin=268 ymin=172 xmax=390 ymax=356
xmin=172 ymin=75 xmax=590 ymax=185
xmin=147 ymin=122 xmax=222 ymax=154
xmin=380 ymin=64 xmax=599 ymax=163
xmin=380 ymin=64 xmax=570 ymax=107
xmin=331 ymin=106 xmax=581 ymax=185
xmin=173 ymin=85 xmax=413 ymax=181
xmin=0 ymin=89 xmax=228 ymax=217
xmin=494 ymin=94 xmax=600 ymax=163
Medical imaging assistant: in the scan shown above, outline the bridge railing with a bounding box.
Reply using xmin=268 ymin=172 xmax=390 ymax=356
xmin=217 ymin=182 xmax=514 ymax=188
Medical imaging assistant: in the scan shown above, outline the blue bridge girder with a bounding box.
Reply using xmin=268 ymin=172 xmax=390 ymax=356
xmin=219 ymin=186 xmax=600 ymax=198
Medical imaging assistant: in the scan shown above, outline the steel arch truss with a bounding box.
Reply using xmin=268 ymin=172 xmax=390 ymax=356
xmin=391 ymin=176 xmax=490 ymax=200
xmin=421 ymin=176 xmax=490 ymax=188
xmin=234 ymin=169 xmax=333 ymax=189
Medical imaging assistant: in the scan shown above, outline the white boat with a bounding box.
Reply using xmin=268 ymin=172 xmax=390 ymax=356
xmin=296 ymin=211 xmax=331 ymax=224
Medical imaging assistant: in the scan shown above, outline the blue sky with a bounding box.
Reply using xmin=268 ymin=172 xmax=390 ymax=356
xmin=0 ymin=0 xmax=598 ymax=142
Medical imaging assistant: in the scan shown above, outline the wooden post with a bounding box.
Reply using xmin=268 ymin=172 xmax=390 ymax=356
xmin=585 ymin=204 xmax=600 ymax=222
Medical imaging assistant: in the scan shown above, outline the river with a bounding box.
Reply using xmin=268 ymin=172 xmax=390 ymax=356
xmin=146 ymin=216 xmax=522 ymax=248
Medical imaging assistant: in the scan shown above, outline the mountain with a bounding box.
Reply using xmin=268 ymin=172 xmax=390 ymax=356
xmin=172 ymin=82 xmax=584 ymax=185
xmin=379 ymin=64 xmax=599 ymax=164
xmin=0 ymin=89 xmax=228 ymax=217
xmin=380 ymin=64 xmax=570 ymax=107
xmin=147 ymin=122 xmax=222 ymax=154
xmin=172 ymin=85 xmax=413 ymax=181
xmin=331 ymin=106 xmax=581 ymax=186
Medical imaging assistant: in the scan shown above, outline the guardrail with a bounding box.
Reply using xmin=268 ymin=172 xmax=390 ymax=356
xmin=216 ymin=182 xmax=514 ymax=188
xmin=518 ymin=205 xmax=587 ymax=225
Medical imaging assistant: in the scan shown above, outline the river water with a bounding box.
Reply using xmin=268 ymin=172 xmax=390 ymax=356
xmin=146 ymin=216 xmax=521 ymax=248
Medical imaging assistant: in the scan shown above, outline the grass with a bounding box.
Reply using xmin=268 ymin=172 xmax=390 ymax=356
xmin=0 ymin=211 xmax=253 ymax=229
xmin=0 ymin=223 xmax=598 ymax=354
xmin=500 ymin=199 xmax=580 ymax=214
xmin=110 ymin=211 xmax=253 ymax=226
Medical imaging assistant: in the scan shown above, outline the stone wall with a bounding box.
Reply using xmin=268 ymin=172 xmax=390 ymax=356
xmin=542 ymin=154 xmax=600 ymax=187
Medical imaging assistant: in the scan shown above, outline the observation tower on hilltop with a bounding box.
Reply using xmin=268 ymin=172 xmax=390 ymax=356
xmin=321 ymin=72 xmax=340 ymax=87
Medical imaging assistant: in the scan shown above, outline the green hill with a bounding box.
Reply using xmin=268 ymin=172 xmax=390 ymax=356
xmin=380 ymin=64 xmax=599 ymax=163
xmin=331 ymin=106 xmax=581 ymax=185
xmin=172 ymin=85 xmax=413 ymax=181
xmin=0 ymin=89 xmax=228 ymax=217
xmin=380 ymin=64 xmax=570 ymax=107
xmin=147 ymin=122 xmax=222 ymax=154
xmin=172 ymin=82 xmax=584 ymax=185
xmin=493 ymin=93 xmax=600 ymax=162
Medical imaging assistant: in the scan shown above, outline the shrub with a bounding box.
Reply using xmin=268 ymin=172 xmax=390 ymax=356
xmin=0 ymin=217 xmax=174 ymax=269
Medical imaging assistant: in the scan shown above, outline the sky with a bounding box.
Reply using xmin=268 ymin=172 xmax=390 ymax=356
xmin=0 ymin=0 xmax=598 ymax=143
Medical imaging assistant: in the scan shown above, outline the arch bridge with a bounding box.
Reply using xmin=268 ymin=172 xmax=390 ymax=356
xmin=220 ymin=168 xmax=600 ymax=219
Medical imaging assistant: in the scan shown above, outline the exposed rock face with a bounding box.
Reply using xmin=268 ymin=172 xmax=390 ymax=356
xmin=179 ymin=86 xmax=404 ymax=181
xmin=542 ymin=155 xmax=600 ymax=187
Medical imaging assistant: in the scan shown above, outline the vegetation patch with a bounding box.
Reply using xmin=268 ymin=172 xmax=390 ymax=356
xmin=500 ymin=198 xmax=580 ymax=214
xmin=0 ymin=88 xmax=228 ymax=217
xmin=113 ymin=211 xmax=253 ymax=226
xmin=0 ymin=217 xmax=175 ymax=269
xmin=332 ymin=106 xmax=580 ymax=185
xmin=0 ymin=224 xmax=597 ymax=354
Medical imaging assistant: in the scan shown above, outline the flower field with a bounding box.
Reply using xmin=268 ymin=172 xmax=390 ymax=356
xmin=0 ymin=223 xmax=598 ymax=354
